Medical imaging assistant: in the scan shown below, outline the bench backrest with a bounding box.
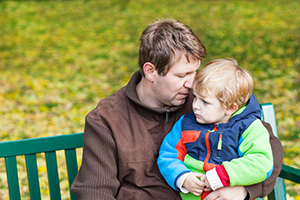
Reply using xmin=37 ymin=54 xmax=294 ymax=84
xmin=260 ymin=103 xmax=286 ymax=200
xmin=260 ymin=104 xmax=300 ymax=200
xmin=0 ymin=132 xmax=84 ymax=200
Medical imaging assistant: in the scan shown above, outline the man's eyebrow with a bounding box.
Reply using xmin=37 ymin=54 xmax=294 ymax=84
xmin=176 ymin=71 xmax=195 ymax=75
xmin=174 ymin=72 xmax=187 ymax=76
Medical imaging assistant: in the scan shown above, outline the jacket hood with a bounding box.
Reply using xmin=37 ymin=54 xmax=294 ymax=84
xmin=219 ymin=93 xmax=261 ymax=128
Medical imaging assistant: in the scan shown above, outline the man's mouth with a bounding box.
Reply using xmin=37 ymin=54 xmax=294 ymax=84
xmin=178 ymin=93 xmax=189 ymax=98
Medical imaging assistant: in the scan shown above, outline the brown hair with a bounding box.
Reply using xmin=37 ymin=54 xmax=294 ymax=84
xmin=193 ymin=59 xmax=253 ymax=110
xmin=138 ymin=18 xmax=207 ymax=76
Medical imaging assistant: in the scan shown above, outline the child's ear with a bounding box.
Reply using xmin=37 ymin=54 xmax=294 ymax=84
xmin=225 ymin=103 xmax=238 ymax=116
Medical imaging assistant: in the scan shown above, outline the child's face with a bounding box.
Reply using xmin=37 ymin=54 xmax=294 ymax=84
xmin=192 ymin=90 xmax=231 ymax=124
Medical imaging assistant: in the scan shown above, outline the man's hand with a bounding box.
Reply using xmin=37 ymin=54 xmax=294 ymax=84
xmin=183 ymin=173 xmax=206 ymax=196
xmin=204 ymin=186 xmax=247 ymax=200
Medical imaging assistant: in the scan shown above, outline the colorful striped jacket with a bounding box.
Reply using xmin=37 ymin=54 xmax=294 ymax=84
xmin=157 ymin=94 xmax=273 ymax=195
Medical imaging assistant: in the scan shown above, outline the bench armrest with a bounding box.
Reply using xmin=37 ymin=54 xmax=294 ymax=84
xmin=279 ymin=164 xmax=300 ymax=184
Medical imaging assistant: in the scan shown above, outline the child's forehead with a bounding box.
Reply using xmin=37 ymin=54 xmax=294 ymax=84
xmin=193 ymin=89 xmax=216 ymax=98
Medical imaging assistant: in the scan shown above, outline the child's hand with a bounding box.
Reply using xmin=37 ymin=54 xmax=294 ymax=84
xmin=182 ymin=173 xmax=205 ymax=196
xmin=201 ymin=175 xmax=212 ymax=192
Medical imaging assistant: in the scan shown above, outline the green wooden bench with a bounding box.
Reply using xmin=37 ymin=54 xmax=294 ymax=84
xmin=259 ymin=103 xmax=300 ymax=200
xmin=0 ymin=103 xmax=299 ymax=199
xmin=0 ymin=132 xmax=84 ymax=200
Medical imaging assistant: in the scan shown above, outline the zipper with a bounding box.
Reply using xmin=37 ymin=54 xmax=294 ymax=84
xmin=203 ymin=125 xmax=218 ymax=171
xmin=217 ymin=133 xmax=222 ymax=158
xmin=165 ymin=108 xmax=170 ymax=122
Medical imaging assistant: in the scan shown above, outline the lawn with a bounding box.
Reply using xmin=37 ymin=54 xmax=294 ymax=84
xmin=0 ymin=0 xmax=299 ymax=199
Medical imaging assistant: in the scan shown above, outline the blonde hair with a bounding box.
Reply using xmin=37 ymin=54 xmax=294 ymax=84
xmin=193 ymin=58 xmax=253 ymax=110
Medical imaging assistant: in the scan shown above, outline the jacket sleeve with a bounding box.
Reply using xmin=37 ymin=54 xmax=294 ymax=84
xmin=245 ymin=121 xmax=284 ymax=199
xmin=71 ymin=116 xmax=119 ymax=200
xmin=157 ymin=115 xmax=191 ymax=190
xmin=207 ymin=119 xmax=274 ymax=190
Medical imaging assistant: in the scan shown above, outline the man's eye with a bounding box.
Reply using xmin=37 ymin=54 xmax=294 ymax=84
xmin=177 ymin=74 xmax=187 ymax=78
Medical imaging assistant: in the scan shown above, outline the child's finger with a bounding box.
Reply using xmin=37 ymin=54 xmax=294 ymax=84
xmin=204 ymin=187 xmax=212 ymax=192
xmin=191 ymin=188 xmax=203 ymax=196
xmin=193 ymin=173 xmax=205 ymax=178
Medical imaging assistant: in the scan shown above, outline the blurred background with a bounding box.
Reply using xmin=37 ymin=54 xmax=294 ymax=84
xmin=0 ymin=0 xmax=299 ymax=199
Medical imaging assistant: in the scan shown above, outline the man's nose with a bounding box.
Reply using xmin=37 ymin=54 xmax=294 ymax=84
xmin=184 ymin=75 xmax=195 ymax=88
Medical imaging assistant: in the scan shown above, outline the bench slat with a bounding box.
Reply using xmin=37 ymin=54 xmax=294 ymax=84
xmin=260 ymin=103 xmax=287 ymax=200
xmin=25 ymin=154 xmax=41 ymax=200
xmin=45 ymin=151 xmax=61 ymax=200
xmin=280 ymin=164 xmax=300 ymax=184
xmin=269 ymin=177 xmax=287 ymax=200
xmin=5 ymin=156 xmax=21 ymax=200
xmin=65 ymin=148 xmax=79 ymax=200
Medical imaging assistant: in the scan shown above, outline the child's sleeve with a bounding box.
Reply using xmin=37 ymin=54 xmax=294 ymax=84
xmin=206 ymin=119 xmax=274 ymax=190
xmin=157 ymin=115 xmax=191 ymax=191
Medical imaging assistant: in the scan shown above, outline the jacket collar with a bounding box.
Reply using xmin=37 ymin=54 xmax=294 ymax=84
xmin=217 ymin=93 xmax=261 ymax=129
xmin=125 ymin=71 xmax=191 ymax=121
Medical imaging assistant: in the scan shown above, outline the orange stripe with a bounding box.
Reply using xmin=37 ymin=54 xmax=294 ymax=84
xmin=212 ymin=125 xmax=217 ymax=131
xmin=203 ymin=126 xmax=217 ymax=171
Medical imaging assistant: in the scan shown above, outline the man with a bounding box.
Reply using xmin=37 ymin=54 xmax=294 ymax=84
xmin=71 ymin=18 xmax=283 ymax=200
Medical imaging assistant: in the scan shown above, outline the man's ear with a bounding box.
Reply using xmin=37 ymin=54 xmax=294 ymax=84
xmin=225 ymin=103 xmax=238 ymax=116
xmin=143 ymin=62 xmax=156 ymax=82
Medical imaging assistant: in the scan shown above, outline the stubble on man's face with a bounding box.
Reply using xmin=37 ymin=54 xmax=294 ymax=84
xmin=149 ymin=53 xmax=200 ymax=108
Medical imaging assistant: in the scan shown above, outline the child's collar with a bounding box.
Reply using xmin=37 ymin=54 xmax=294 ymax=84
xmin=230 ymin=102 xmax=248 ymax=118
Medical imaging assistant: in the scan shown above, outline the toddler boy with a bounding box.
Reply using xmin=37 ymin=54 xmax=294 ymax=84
xmin=157 ymin=59 xmax=273 ymax=200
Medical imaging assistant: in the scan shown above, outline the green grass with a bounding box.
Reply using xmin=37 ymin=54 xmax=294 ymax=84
xmin=0 ymin=0 xmax=299 ymax=199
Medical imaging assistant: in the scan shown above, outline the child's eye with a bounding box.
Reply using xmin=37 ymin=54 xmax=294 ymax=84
xmin=203 ymin=100 xmax=208 ymax=104
xmin=193 ymin=95 xmax=197 ymax=101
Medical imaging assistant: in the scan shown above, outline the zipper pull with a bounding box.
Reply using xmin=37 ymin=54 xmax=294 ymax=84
xmin=166 ymin=108 xmax=170 ymax=122
xmin=217 ymin=133 xmax=222 ymax=159
xmin=217 ymin=133 xmax=222 ymax=150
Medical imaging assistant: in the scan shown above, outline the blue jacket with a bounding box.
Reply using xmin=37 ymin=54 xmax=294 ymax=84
xmin=158 ymin=94 xmax=273 ymax=190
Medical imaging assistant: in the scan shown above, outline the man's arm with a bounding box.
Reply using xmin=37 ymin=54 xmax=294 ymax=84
xmin=245 ymin=121 xmax=284 ymax=199
xmin=157 ymin=116 xmax=191 ymax=190
xmin=71 ymin=116 xmax=120 ymax=200
xmin=204 ymin=186 xmax=248 ymax=200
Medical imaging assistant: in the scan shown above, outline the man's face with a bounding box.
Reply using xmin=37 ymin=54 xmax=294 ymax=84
xmin=152 ymin=55 xmax=200 ymax=108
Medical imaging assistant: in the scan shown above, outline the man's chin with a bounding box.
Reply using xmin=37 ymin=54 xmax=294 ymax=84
xmin=172 ymin=99 xmax=186 ymax=107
